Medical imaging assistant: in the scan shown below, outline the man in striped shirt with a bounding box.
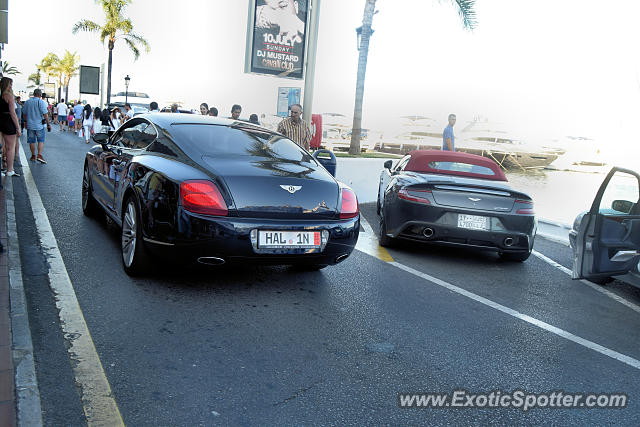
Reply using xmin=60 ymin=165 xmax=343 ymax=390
xmin=277 ymin=103 xmax=312 ymax=150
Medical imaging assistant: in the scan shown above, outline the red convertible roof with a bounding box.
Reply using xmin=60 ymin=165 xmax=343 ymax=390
xmin=404 ymin=150 xmax=507 ymax=181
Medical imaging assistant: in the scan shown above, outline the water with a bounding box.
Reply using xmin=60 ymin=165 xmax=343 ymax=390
xmin=506 ymin=169 xmax=609 ymax=225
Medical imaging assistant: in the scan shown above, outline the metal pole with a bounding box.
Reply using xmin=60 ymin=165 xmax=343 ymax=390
xmin=302 ymin=0 xmax=321 ymax=125
xmin=100 ymin=63 xmax=105 ymax=108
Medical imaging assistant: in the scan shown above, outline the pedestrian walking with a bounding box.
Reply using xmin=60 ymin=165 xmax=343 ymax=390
xmin=92 ymin=107 xmax=102 ymax=136
xmin=14 ymin=96 xmax=22 ymax=159
xmin=277 ymin=103 xmax=311 ymax=150
xmin=110 ymin=107 xmax=122 ymax=131
xmin=57 ymin=98 xmax=69 ymax=131
xmin=82 ymin=104 xmax=94 ymax=143
xmin=123 ymin=103 xmax=134 ymax=122
xmin=442 ymin=113 xmax=456 ymax=151
xmin=200 ymin=103 xmax=209 ymax=115
xmin=73 ymin=101 xmax=84 ymax=134
xmin=22 ymin=88 xmax=50 ymax=164
xmin=0 ymin=77 xmax=22 ymax=176
xmin=100 ymin=108 xmax=111 ymax=133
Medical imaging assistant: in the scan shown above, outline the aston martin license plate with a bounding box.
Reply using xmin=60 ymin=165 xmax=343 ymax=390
xmin=457 ymin=214 xmax=489 ymax=230
xmin=258 ymin=231 xmax=321 ymax=248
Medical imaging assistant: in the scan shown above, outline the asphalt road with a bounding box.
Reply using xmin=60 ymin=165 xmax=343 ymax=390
xmin=12 ymin=127 xmax=640 ymax=425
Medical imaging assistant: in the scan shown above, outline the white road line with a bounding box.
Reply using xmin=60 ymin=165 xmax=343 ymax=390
xmin=18 ymin=145 xmax=124 ymax=426
xmin=354 ymin=215 xmax=640 ymax=370
xmin=532 ymin=250 xmax=640 ymax=315
xmin=389 ymin=261 xmax=640 ymax=371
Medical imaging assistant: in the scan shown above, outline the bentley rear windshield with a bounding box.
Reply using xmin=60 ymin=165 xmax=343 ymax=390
xmin=170 ymin=123 xmax=314 ymax=163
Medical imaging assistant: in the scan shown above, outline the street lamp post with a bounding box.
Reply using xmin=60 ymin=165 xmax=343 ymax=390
xmin=124 ymin=74 xmax=130 ymax=104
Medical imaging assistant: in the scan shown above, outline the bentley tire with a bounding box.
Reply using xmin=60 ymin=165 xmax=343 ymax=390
xmin=81 ymin=165 xmax=98 ymax=216
xmin=121 ymin=197 xmax=151 ymax=276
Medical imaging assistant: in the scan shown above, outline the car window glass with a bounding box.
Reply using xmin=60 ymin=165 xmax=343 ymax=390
xmin=599 ymin=171 xmax=639 ymax=215
xmin=119 ymin=120 xmax=156 ymax=149
xmin=428 ymin=161 xmax=496 ymax=176
xmin=170 ymin=124 xmax=315 ymax=163
xmin=395 ymin=156 xmax=411 ymax=171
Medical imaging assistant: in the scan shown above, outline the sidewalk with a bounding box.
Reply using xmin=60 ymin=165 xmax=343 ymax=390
xmin=0 ymin=170 xmax=15 ymax=426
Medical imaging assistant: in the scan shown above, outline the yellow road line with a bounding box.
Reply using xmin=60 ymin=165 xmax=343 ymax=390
xmin=357 ymin=215 xmax=394 ymax=262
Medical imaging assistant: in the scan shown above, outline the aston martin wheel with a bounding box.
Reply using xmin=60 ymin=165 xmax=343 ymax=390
xmin=81 ymin=164 xmax=98 ymax=216
xmin=121 ymin=197 xmax=150 ymax=276
xmin=378 ymin=214 xmax=395 ymax=247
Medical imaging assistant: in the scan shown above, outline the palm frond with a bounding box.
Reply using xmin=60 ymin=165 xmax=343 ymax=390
xmin=123 ymin=37 xmax=140 ymax=60
xmin=450 ymin=0 xmax=477 ymax=30
xmin=125 ymin=32 xmax=151 ymax=53
xmin=72 ymin=19 xmax=102 ymax=34
xmin=2 ymin=61 xmax=21 ymax=75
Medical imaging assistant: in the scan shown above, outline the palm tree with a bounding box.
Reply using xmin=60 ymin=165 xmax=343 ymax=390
xmin=2 ymin=61 xmax=21 ymax=75
xmin=57 ymin=50 xmax=81 ymax=103
xmin=72 ymin=0 xmax=150 ymax=105
xmin=348 ymin=0 xmax=477 ymax=154
xmin=27 ymin=66 xmax=42 ymax=89
xmin=38 ymin=52 xmax=61 ymax=91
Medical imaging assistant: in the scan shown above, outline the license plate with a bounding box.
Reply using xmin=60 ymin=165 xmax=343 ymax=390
xmin=457 ymin=214 xmax=489 ymax=230
xmin=258 ymin=230 xmax=321 ymax=248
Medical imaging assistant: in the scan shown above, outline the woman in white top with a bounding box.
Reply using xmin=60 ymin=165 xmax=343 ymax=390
xmin=110 ymin=108 xmax=122 ymax=131
xmin=82 ymin=104 xmax=94 ymax=143
xmin=92 ymin=107 xmax=102 ymax=137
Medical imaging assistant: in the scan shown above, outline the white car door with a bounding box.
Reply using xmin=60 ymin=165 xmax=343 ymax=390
xmin=572 ymin=167 xmax=640 ymax=283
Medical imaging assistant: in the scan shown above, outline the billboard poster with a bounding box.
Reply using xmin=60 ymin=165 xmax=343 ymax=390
xmin=43 ymin=83 xmax=56 ymax=99
xmin=277 ymin=87 xmax=301 ymax=117
xmin=249 ymin=0 xmax=308 ymax=79
xmin=79 ymin=65 xmax=100 ymax=95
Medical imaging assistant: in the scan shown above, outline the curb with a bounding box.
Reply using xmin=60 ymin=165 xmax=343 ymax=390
xmin=536 ymin=219 xmax=571 ymax=246
xmin=7 ymin=150 xmax=44 ymax=426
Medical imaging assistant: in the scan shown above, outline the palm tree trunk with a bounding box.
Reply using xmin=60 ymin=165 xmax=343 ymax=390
xmin=65 ymin=86 xmax=69 ymax=104
xmin=106 ymin=44 xmax=114 ymax=106
xmin=349 ymin=0 xmax=376 ymax=155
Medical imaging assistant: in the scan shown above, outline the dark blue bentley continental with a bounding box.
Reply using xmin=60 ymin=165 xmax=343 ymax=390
xmin=82 ymin=114 xmax=359 ymax=275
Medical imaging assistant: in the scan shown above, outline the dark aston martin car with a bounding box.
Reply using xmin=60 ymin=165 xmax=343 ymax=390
xmin=82 ymin=114 xmax=360 ymax=275
xmin=377 ymin=150 xmax=536 ymax=261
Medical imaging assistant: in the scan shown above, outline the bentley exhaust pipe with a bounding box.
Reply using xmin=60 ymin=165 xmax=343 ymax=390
xmin=335 ymin=254 xmax=349 ymax=263
xmin=197 ymin=257 xmax=226 ymax=265
xmin=504 ymin=237 xmax=514 ymax=247
xmin=423 ymin=228 xmax=434 ymax=238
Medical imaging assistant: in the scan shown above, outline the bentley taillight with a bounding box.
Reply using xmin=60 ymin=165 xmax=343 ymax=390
xmin=339 ymin=187 xmax=359 ymax=219
xmin=180 ymin=180 xmax=228 ymax=216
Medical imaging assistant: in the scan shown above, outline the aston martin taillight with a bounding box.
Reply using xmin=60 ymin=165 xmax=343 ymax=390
xmin=180 ymin=180 xmax=228 ymax=216
xmin=515 ymin=199 xmax=535 ymax=215
xmin=339 ymin=187 xmax=359 ymax=219
xmin=398 ymin=188 xmax=432 ymax=204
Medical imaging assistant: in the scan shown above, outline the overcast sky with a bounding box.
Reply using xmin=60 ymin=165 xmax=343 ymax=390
xmin=6 ymin=0 xmax=640 ymax=147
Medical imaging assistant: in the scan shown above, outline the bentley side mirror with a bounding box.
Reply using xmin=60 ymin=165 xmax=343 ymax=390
xmin=92 ymin=132 xmax=109 ymax=145
xmin=612 ymin=199 xmax=633 ymax=214
xmin=384 ymin=160 xmax=393 ymax=170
